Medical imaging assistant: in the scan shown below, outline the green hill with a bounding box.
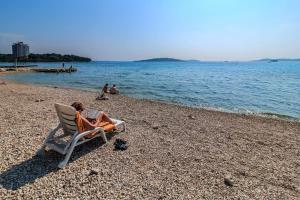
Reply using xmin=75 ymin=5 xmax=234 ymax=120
xmin=136 ymin=58 xmax=184 ymax=62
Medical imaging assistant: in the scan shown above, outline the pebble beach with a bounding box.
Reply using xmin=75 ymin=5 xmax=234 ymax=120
xmin=0 ymin=82 xmax=299 ymax=199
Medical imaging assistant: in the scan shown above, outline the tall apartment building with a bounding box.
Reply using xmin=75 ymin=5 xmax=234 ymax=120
xmin=12 ymin=42 xmax=30 ymax=58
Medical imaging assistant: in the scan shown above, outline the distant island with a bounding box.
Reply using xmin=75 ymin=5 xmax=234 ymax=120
xmin=255 ymin=58 xmax=300 ymax=62
xmin=136 ymin=58 xmax=185 ymax=62
xmin=136 ymin=57 xmax=300 ymax=62
xmin=0 ymin=53 xmax=91 ymax=62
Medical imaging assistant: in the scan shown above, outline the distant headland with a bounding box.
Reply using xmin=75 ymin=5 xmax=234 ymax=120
xmin=255 ymin=58 xmax=300 ymax=62
xmin=136 ymin=57 xmax=300 ymax=62
xmin=0 ymin=53 xmax=91 ymax=62
xmin=135 ymin=58 xmax=185 ymax=62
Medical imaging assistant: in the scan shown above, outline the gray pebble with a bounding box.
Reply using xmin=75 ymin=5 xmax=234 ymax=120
xmin=224 ymin=175 xmax=234 ymax=187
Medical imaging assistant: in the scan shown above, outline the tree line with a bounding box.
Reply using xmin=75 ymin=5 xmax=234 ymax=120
xmin=0 ymin=53 xmax=91 ymax=62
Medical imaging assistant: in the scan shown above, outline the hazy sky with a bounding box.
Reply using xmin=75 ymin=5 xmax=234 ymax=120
xmin=0 ymin=0 xmax=299 ymax=61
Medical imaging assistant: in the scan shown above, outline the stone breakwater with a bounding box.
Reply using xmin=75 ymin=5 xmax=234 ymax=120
xmin=0 ymin=66 xmax=77 ymax=73
xmin=0 ymin=82 xmax=299 ymax=199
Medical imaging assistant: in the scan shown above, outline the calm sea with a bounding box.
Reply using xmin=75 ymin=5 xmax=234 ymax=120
xmin=2 ymin=61 xmax=300 ymax=119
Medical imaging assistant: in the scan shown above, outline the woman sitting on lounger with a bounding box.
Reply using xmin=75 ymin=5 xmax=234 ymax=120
xmin=71 ymin=102 xmax=115 ymax=138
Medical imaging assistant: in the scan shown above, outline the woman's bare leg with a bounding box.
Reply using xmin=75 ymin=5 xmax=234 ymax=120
xmin=102 ymin=113 xmax=114 ymax=123
xmin=95 ymin=112 xmax=104 ymax=124
xmin=95 ymin=112 xmax=114 ymax=125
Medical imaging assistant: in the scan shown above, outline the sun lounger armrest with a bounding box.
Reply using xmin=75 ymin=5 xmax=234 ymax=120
xmin=74 ymin=127 xmax=104 ymax=141
xmin=45 ymin=123 xmax=63 ymax=140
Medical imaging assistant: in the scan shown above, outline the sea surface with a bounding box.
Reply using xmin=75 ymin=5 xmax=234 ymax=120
xmin=1 ymin=61 xmax=300 ymax=119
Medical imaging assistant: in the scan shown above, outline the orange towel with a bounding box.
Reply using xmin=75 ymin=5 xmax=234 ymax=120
xmin=75 ymin=111 xmax=85 ymax=133
xmin=75 ymin=111 xmax=115 ymax=138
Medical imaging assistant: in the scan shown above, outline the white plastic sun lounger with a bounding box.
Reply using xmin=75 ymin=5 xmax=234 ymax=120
xmin=37 ymin=103 xmax=126 ymax=168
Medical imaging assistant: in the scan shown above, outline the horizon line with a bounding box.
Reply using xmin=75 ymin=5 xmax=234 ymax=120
xmin=92 ymin=57 xmax=300 ymax=62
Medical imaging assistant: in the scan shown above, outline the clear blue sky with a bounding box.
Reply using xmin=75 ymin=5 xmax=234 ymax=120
xmin=0 ymin=0 xmax=299 ymax=61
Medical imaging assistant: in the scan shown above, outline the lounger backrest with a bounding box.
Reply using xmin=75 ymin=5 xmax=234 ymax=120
xmin=54 ymin=103 xmax=78 ymax=135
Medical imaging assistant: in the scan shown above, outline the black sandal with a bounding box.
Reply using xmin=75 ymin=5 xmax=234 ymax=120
xmin=114 ymin=139 xmax=128 ymax=151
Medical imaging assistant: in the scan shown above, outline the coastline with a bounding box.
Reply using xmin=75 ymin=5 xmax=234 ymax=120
xmin=0 ymin=81 xmax=299 ymax=199
xmin=2 ymin=76 xmax=299 ymax=123
xmin=1 ymin=60 xmax=299 ymax=121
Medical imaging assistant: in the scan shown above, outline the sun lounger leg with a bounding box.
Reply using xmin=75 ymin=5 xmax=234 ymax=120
xmin=101 ymin=131 xmax=108 ymax=144
xmin=36 ymin=145 xmax=47 ymax=156
xmin=123 ymin=123 xmax=126 ymax=132
xmin=58 ymin=140 xmax=77 ymax=168
xmin=36 ymin=124 xmax=62 ymax=156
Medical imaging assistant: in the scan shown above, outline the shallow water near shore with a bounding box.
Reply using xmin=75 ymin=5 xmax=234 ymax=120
xmin=1 ymin=60 xmax=300 ymax=119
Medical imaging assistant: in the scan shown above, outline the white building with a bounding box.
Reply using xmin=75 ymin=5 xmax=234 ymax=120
xmin=12 ymin=42 xmax=30 ymax=58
